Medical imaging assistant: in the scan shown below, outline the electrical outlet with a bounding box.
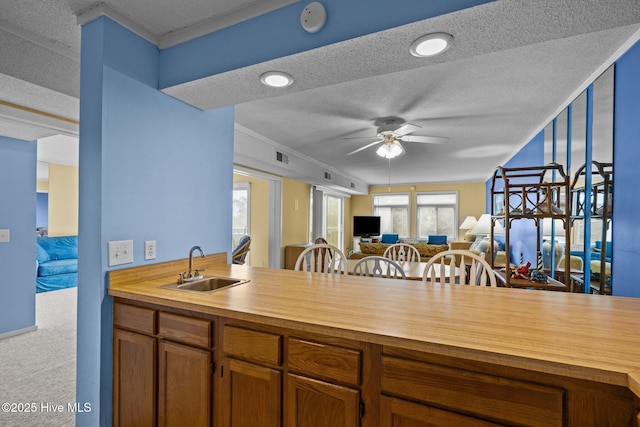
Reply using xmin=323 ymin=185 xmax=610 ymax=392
xmin=108 ymin=240 xmax=133 ymax=266
xmin=0 ymin=229 xmax=9 ymax=243
xmin=144 ymin=240 xmax=156 ymax=260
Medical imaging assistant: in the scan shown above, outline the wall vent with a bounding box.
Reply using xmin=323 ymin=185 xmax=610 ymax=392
xmin=324 ymin=171 xmax=332 ymax=180
xmin=276 ymin=151 xmax=289 ymax=164
xmin=350 ymin=182 xmax=356 ymax=189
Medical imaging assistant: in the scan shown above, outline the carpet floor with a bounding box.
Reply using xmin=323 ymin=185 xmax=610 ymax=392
xmin=0 ymin=287 xmax=77 ymax=427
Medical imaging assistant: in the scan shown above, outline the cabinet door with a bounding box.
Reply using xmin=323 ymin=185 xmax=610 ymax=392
xmin=113 ymin=328 xmax=156 ymax=427
xmin=286 ymin=374 xmax=360 ymax=427
xmin=380 ymin=396 xmax=501 ymax=427
xmin=158 ymin=340 xmax=212 ymax=427
xmin=220 ymin=358 xmax=281 ymax=427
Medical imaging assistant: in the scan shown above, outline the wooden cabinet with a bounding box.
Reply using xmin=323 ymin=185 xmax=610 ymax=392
xmin=284 ymin=244 xmax=311 ymax=269
xmin=220 ymin=325 xmax=282 ymax=426
xmin=380 ymin=396 xmax=500 ymax=427
xmin=382 ymin=355 xmax=564 ymax=426
xmin=286 ymin=374 xmax=360 ymax=427
xmin=286 ymin=338 xmax=363 ymax=427
xmin=113 ymin=301 xmax=214 ymax=427
xmin=220 ymin=358 xmax=281 ymax=427
xmin=158 ymin=340 xmax=212 ymax=427
xmin=114 ymin=298 xmax=639 ymax=427
xmin=113 ymin=328 xmax=157 ymax=427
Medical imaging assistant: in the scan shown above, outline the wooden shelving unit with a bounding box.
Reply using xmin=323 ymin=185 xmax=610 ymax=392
xmin=490 ymin=163 xmax=571 ymax=290
xmin=569 ymin=161 xmax=613 ymax=294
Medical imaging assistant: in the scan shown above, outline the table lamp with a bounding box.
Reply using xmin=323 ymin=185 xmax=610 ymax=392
xmin=459 ymin=216 xmax=478 ymax=242
xmin=469 ymin=214 xmax=504 ymax=262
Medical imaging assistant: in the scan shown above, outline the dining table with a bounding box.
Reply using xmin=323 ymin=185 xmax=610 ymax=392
xmin=346 ymin=258 xmax=458 ymax=281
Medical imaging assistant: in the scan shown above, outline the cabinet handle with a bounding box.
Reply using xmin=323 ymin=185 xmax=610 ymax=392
xmin=359 ymin=402 xmax=365 ymax=418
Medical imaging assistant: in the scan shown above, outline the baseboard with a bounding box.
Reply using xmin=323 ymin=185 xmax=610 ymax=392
xmin=0 ymin=325 xmax=38 ymax=341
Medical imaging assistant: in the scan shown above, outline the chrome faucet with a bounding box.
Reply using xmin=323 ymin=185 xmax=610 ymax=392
xmin=179 ymin=245 xmax=206 ymax=283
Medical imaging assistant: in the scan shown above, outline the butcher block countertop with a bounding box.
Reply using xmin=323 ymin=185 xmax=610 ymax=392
xmin=108 ymin=254 xmax=640 ymax=399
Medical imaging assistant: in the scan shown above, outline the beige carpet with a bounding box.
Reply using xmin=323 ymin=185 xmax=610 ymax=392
xmin=0 ymin=287 xmax=77 ymax=427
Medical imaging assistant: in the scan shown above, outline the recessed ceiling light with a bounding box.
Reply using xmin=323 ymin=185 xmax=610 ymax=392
xmin=260 ymin=71 xmax=294 ymax=88
xmin=410 ymin=32 xmax=453 ymax=57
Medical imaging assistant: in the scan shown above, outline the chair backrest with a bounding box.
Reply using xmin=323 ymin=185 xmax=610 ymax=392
xmin=352 ymin=256 xmax=406 ymax=280
xmin=232 ymin=235 xmax=251 ymax=265
xmin=423 ymin=249 xmax=497 ymax=287
xmin=294 ymin=243 xmax=347 ymax=274
xmin=383 ymin=243 xmax=421 ymax=262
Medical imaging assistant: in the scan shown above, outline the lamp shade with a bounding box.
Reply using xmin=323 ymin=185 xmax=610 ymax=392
xmin=470 ymin=214 xmax=504 ymax=235
xmin=459 ymin=216 xmax=478 ymax=230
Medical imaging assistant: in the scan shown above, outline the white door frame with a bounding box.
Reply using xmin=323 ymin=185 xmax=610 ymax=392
xmin=233 ymin=166 xmax=282 ymax=269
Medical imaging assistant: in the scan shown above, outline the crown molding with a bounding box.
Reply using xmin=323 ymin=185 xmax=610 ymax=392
xmin=76 ymin=2 xmax=159 ymax=45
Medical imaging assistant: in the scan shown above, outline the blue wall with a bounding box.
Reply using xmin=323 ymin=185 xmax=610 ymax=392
xmin=160 ymin=0 xmax=495 ymax=88
xmin=77 ymin=18 xmax=233 ymax=425
xmin=491 ymin=39 xmax=640 ymax=297
xmin=0 ymin=136 xmax=36 ymax=335
xmin=612 ymin=40 xmax=640 ymax=297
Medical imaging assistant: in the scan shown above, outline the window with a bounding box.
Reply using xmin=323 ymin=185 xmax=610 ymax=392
xmin=323 ymin=193 xmax=343 ymax=250
xmin=416 ymin=192 xmax=458 ymax=240
xmin=310 ymin=187 xmax=344 ymax=251
xmin=373 ymin=194 xmax=409 ymax=237
xmin=232 ymin=183 xmax=250 ymax=249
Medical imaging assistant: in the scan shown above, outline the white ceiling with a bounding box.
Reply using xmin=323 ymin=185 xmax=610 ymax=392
xmin=1 ymin=0 xmax=640 ymax=188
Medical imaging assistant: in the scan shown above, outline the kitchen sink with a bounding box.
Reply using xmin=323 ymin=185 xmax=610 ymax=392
xmin=158 ymin=276 xmax=249 ymax=294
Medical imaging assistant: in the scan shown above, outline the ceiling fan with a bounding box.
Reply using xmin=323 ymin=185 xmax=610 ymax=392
xmin=345 ymin=117 xmax=448 ymax=159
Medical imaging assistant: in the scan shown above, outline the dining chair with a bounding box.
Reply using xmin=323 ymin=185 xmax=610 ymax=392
xmin=294 ymin=243 xmax=347 ymax=274
xmin=352 ymin=256 xmax=406 ymax=280
xmin=423 ymin=250 xmax=497 ymax=287
xmin=383 ymin=243 xmax=421 ymax=262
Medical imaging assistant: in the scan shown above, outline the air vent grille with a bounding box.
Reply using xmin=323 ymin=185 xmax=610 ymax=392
xmin=276 ymin=151 xmax=289 ymax=164
xmin=350 ymin=182 xmax=356 ymax=189
xmin=324 ymin=172 xmax=332 ymax=180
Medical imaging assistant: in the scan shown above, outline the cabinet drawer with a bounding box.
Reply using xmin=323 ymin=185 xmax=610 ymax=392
xmin=114 ymin=302 xmax=156 ymax=335
xmin=382 ymin=356 xmax=564 ymax=427
xmin=158 ymin=312 xmax=212 ymax=348
xmin=223 ymin=326 xmax=282 ymax=366
xmin=288 ymin=338 xmax=361 ymax=386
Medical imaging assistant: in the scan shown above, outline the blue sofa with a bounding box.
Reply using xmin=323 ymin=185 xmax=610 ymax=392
xmin=36 ymin=236 xmax=78 ymax=293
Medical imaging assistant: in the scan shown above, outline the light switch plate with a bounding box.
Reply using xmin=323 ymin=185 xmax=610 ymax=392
xmin=0 ymin=229 xmax=9 ymax=243
xmin=108 ymin=240 xmax=133 ymax=266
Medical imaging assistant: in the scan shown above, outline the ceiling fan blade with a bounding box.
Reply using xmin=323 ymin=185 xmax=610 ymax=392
xmin=341 ymin=135 xmax=379 ymax=140
xmin=346 ymin=140 xmax=383 ymax=156
xmin=393 ymin=124 xmax=421 ymax=136
xmin=399 ymin=135 xmax=449 ymax=144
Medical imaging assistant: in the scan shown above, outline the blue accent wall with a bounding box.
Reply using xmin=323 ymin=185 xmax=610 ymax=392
xmin=77 ymin=17 xmax=233 ymax=425
xmin=489 ymin=38 xmax=640 ymax=297
xmin=160 ymin=0 xmax=495 ymax=88
xmin=0 ymin=136 xmax=36 ymax=335
xmin=612 ymin=40 xmax=640 ymax=297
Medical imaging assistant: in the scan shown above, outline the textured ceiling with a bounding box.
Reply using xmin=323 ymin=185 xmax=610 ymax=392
xmin=1 ymin=0 xmax=640 ymax=187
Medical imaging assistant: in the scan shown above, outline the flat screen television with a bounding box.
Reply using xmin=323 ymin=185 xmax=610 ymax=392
xmin=353 ymin=216 xmax=381 ymax=237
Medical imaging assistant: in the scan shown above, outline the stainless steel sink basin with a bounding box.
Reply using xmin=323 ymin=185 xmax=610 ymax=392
xmin=158 ymin=276 xmax=249 ymax=294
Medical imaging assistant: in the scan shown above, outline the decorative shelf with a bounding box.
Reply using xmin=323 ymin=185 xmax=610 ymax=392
xmin=490 ymin=163 xmax=571 ymax=289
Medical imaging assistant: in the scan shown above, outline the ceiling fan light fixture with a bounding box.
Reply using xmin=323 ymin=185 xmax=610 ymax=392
xmin=260 ymin=71 xmax=294 ymax=88
xmin=410 ymin=32 xmax=453 ymax=57
xmin=376 ymin=141 xmax=404 ymax=159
